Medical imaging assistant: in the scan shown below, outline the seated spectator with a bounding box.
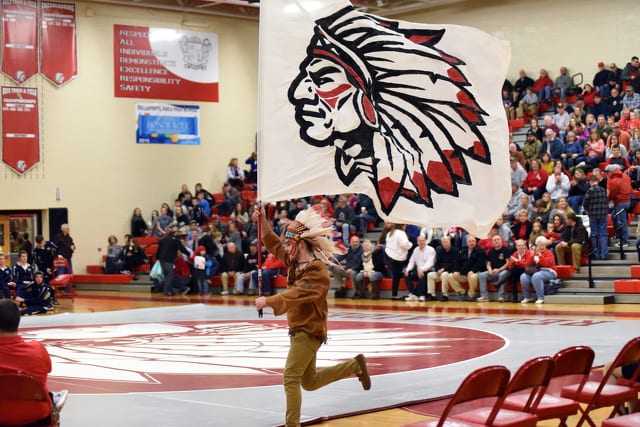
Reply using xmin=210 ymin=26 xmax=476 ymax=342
xmin=245 ymin=151 xmax=257 ymax=183
xmin=477 ymin=235 xmax=513 ymax=302
xmin=152 ymin=206 xmax=172 ymax=237
xmin=516 ymin=86 xmax=538 ymax=119
xmin=510 ymin=209 xmax=532 ymax=244
xmin=15 ymin=271 xmax=54 ymax=315
xmin=567 ymin=118 xmax=588 ymax=141
xmin=522 ymin=159 xmax=548 ymax=201
xmin=630 ymin=128 xmax=640 ymax=158
xmin=512 ymin=69 xmax=534 ymax=103
xmin=502 ymin=88 xmax=515 ymax=120
xmin=576 ymin=129 xmax=605 ymax=169
xmin=549 ymin=196 xmax=574 ymax=222
xmin=495 ymin=217 xmax=513 ymax=245
xmin=522 ymin=130 xmax=541 ymax=162
xmin=403 ymin=235 xmax=436 ymax=301
xmin=552 ymin=102 xmax=571 ymax=140
xmin=478 ymin=226 xmax=506 ymax=254
xmin=553 ymin=66 xmax=572 ymax=100
xmin=506 ymin=239 xmax=532 ymax=301
xmin=533 ymin=68 xmax=553 ymax=102
xmin=354 ymin=239 xmax=386 ymax=300
xmin=544 ymin=214 xmax=566 ymax=250
xmin=608 ymin=87 xmax=623 ymax=119
xmin=540 ymin=152 xmax=555 ymax=176
xmin=249 ymin=251 xmax=285 ymax=296
xmin=0 ymin=300 xmax=67 ymax=426
xmin=530 ymin=199 xmax=550 ymax=228
xmin=622 ymin=86 xmax=640 ymax=113
xmin=520 ymin=236 xmax=557 ymax=304
xmin=539 ymin=129 xmax=563 ymax=162
xmin=446 ymin=235 xmax=485 ymax=301
xmin=355 ymin=195 xmax=379 ymax=236
xmin=591 ymin=94 xmax=610 ymax=118
xmin=606 ymin=130 xmax=629 ymax=159
xmin=121 ymin=237 xmax=146 ymax=276
xmin=528 ymin=220 xmax=544 ymax=247
xmin=220 ymin=242 xmax=244 ymax=296
xmin=194 ymin=183 xmax=216 ymax=210
xmin=332 ymin=235 xmax=363 ymax=296
xmin=593 ymin=61 xmax=614 ymax=98
xmin=334 ymin=196 xmax=356 ymax=244
xmin=545 ymin=164 xmax=570 ymax=202
xmin=560 ymin=131 xmax=582 ymax=170
xmin=226 ymin=157 xmax=245 ymax=190
xmin=234 ymin=242 xmax=261 ymax=295
xmin=105 ymin=235 xmax=123 ymax=274
xmin=529 ymin=117 xmax=544 ymax=141
xmin=555 ymin=213 xmax=588 ymax=273
xmin=225 ymin=222 xmax=243 ymax=254
xmin=605 ymin=144 xmax=630 ymax=171
xmin=504 ymin=184 xmax=526 ymax=221
xmin=428 ymin=236 xmax=458 ymax=301
xmin=581 ymin=84 xmax=597 ymax=110
xmin=567 ymin=168 xmax=589 ymax=213
xmin=217 ymin=182 xmax=241 ymax=217
xmin=627 ymin=149 xmax=640 ymax=189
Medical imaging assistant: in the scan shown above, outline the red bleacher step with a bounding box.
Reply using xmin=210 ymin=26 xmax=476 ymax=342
xmin=74 ymin=274 xmax=132 ymax=284
xmin=614 ymin=279 xmax=640 ymax=293
xmin=630 ymin=265 xmax=640 ymax=279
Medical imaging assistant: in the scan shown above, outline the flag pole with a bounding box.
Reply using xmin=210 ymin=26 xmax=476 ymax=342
xmin=257 ymin=201 xmax=263 ymax=318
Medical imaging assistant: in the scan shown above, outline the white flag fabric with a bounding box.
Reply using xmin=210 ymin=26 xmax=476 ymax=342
xmin=258 ymin=0 xmax=511 ymax=237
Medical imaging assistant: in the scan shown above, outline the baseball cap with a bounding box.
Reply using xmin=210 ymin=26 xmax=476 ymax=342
xmin=526 ymin=129 xmax=535 ymax=136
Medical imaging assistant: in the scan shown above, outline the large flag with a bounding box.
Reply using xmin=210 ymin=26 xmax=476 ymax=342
xmin=258 ymin=0 xmax=511 ymax=237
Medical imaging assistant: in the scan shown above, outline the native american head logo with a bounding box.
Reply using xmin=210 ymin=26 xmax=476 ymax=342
xmin=288 ymin=6 xmax=491 ymax=215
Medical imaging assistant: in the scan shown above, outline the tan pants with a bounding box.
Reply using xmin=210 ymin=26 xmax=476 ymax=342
xmin=220 ymin=271 xmax=237 ymax=291
xmin=517 ymin=102 xmax=538 ymax=118
xmin=427 ymin=271 xmax=450 ymax=296
xmin=283 ymin=332 xmax=360 ymax=427
xmin=446 ymin=272 xmax=479 ymax=297
xmin=556 ymin=243 xmax=583 ymax=271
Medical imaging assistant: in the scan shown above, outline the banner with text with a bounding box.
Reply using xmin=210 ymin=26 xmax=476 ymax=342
xmin=136 ymin=103 xmax=200 ymax=145
xmin=40 ymin=1 xmax=77 ymax=87
xmin=1 ymin=0 xmax=38 ymax=85
xmin=115 ymin=25 xmax=219 ymax=102
xmin=2 ymin=87 xmax=40 ymax=175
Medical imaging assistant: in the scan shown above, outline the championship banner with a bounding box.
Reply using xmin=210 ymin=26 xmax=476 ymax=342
xmin=1 ymin=87 xmax=40 ymax=175
xmin=114 ymin=25 xmax=219 ymax=102
xmin=40 ymin=1 xmax=77 ymax=87
xmin=1 ymin=0 xmax=38 ymax=85
xmin=258 ymin=0 xmax=511 ymax=237
xmin=135 ymin=103 xmax=200 ymax=145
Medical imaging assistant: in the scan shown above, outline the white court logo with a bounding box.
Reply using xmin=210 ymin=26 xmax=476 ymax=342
xmin=24 ymin=320 xmax=504 ymax=393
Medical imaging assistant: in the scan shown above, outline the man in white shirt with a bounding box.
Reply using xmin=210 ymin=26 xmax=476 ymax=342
xmin=403 ymin=234 xmax=436 ymax=301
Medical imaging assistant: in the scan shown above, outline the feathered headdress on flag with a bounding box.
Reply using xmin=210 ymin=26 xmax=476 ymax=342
xmin=258 ymin=0 xmax=511 ymax=237
xmin=284 ymin=204 xmax=347 ymax=268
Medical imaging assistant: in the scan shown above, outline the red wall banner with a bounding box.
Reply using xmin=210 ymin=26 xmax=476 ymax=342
xmin=114 ymin=25 xmax=219 ymax=102
xmin=2 ymin=87 xmax=40 ymax=175
xmin=40 ymin=1 xmax=77 ymax=87
xmin=1 ymin=0 xmax=38 ymax=85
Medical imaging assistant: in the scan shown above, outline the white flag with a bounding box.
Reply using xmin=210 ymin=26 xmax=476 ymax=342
xmin=258 ymin=0 xmax=511 ymax=237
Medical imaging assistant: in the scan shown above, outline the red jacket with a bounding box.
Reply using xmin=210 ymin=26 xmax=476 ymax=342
xmin=522 ymin=169 xmax=548 ymax=190
xmin=607 ymin=170 xmax=632 ymax=204
xmin=509 ymin=248 xmax=533 ymax=269
xmin=527 ymin=248 xmax=556 ymax=269
xmin=533 ymin=76 xmax=553 ymax=92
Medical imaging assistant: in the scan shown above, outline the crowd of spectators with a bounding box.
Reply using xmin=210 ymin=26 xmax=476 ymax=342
xmin=115 ymin=58 xmax=640 ymax=302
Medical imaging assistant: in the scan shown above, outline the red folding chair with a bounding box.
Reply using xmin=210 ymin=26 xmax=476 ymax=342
xmin=403 ymin=365 xmax=513 ymax=427
xmin=453 ymin=357 xmax=553 ymax=427
xmin=602 ymin=412 xmax=640 ymax=426
xmin=0 ymin=370 xmax=57 ymax=426
xmin=561 ymin=336 xmax=640 ymax=427
xmin=503 ymin=346 xmax=594 ymax=426
xmin=48 ymin=255 xmax=76 ymax=302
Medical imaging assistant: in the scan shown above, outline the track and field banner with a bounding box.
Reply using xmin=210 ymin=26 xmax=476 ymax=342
xmin=135 ymin=103 xmax=200 ymax=145
xmin=258 ymin=0 xmax=511 ymax=237
xmin=1 ymin=0 xmax=38 ymax=85
xmin=2 ymin=87 xmax=39 ymax=175
xmin=114 ymin=25 xmax=219 ymax=102
xmin=40 ymin=1 xmax=77 ymax=87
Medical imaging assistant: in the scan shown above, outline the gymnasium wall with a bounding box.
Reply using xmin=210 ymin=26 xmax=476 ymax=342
xmin=2 ymin=0 xmax=637 ymax=271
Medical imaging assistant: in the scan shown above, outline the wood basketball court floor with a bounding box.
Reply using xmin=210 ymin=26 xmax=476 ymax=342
xmin=20 ymin=291 xmax=640 ymax=426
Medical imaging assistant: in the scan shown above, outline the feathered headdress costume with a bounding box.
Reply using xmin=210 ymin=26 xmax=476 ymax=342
xmin=284 ymin=204 xmax=347 ymax=268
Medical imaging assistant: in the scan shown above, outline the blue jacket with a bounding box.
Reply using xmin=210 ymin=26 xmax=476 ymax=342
xmin=539 ymin=138 xmax=563 ymax=160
